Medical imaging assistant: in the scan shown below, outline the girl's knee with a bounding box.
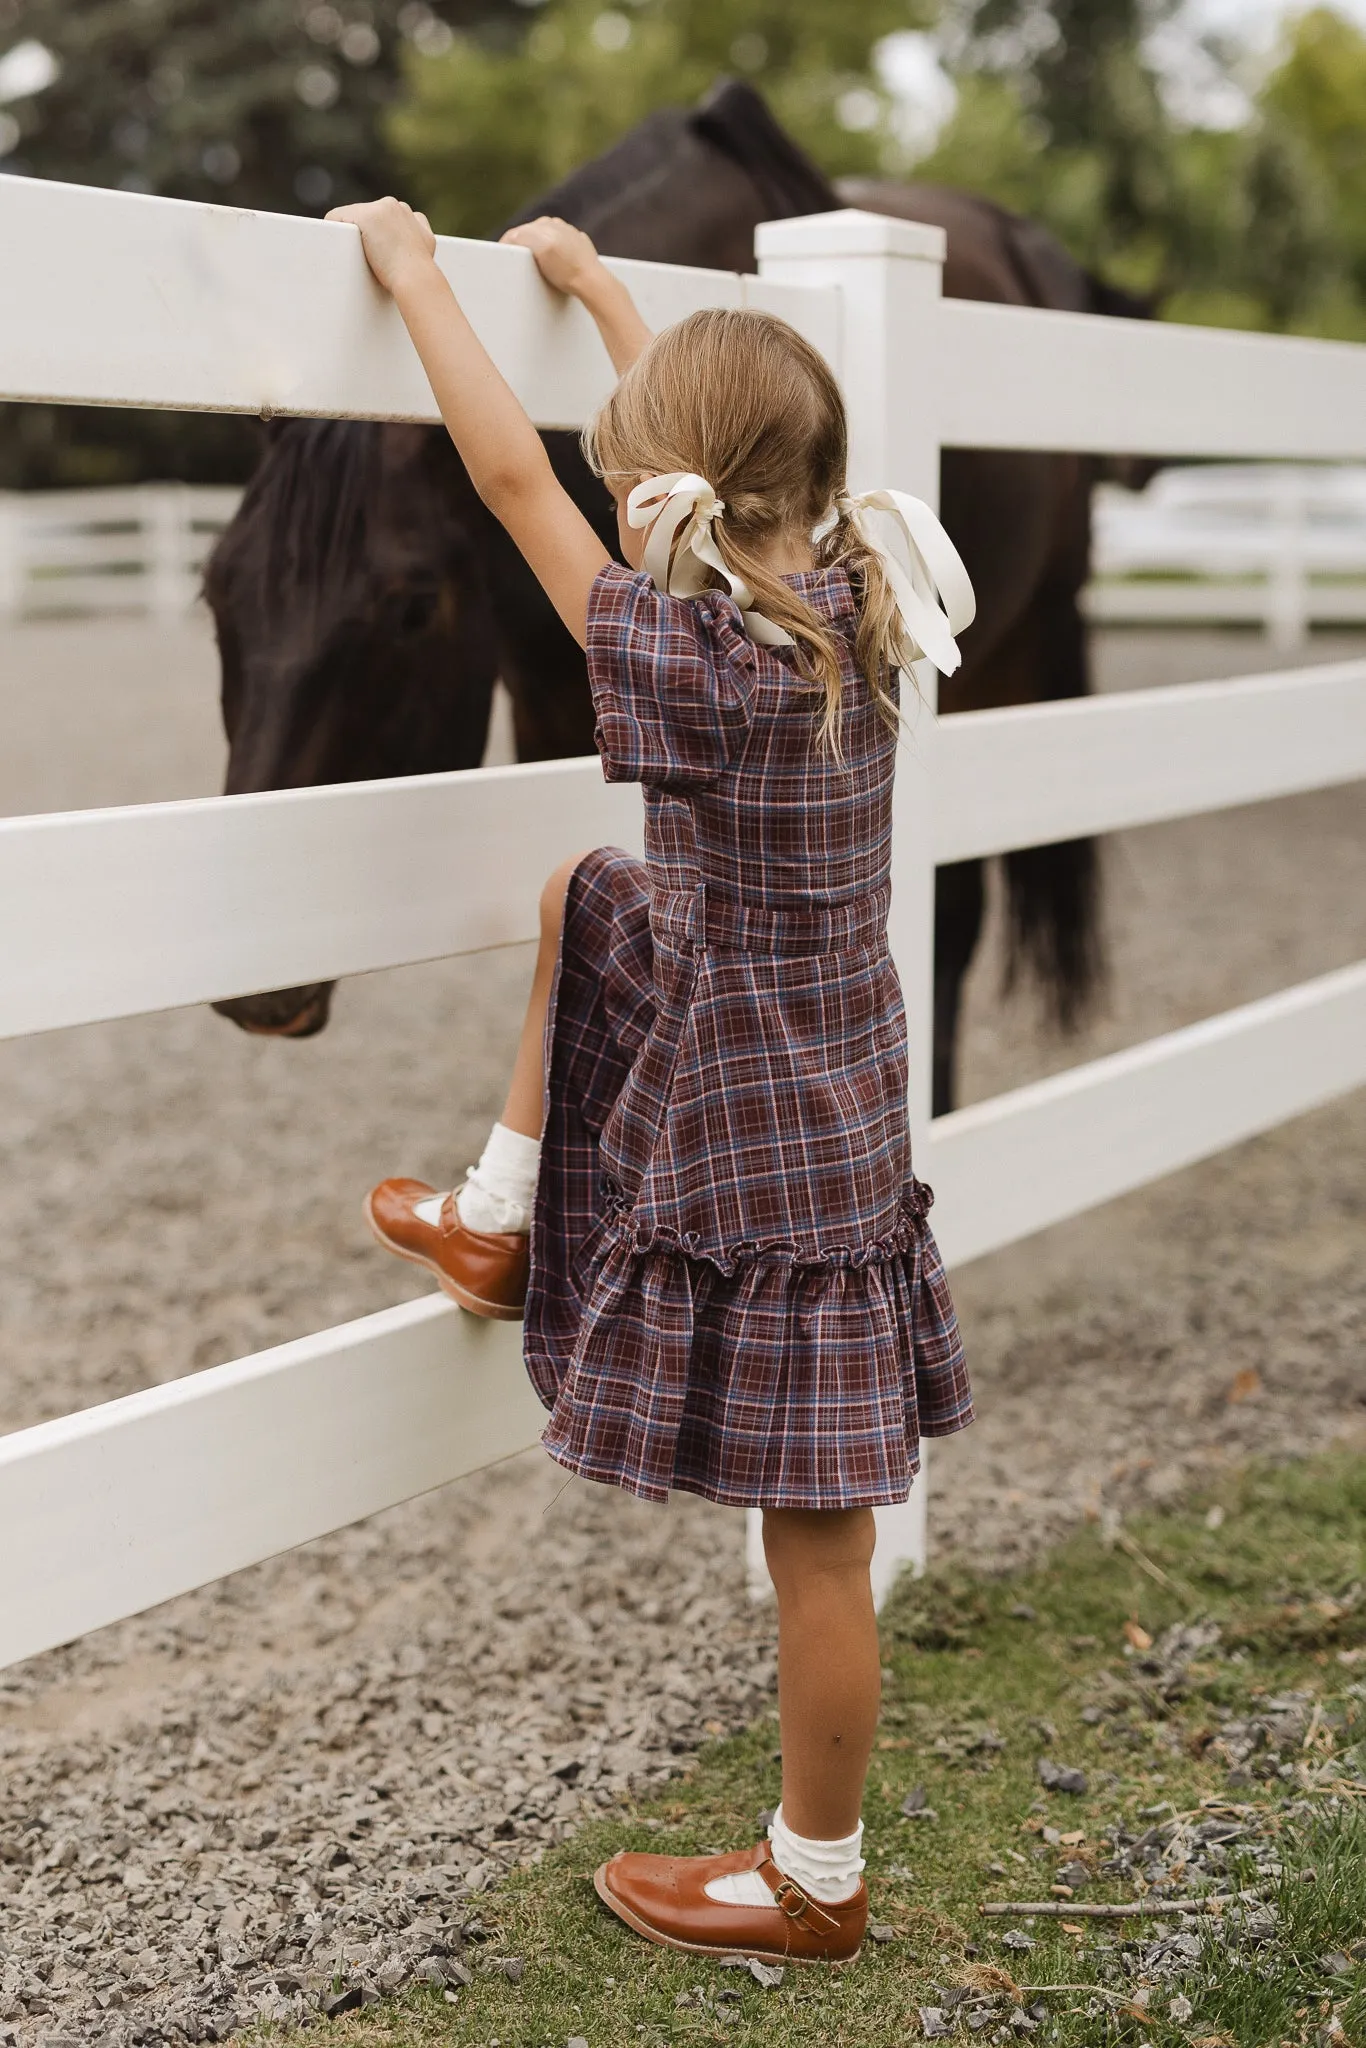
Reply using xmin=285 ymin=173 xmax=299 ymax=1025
xmin=538 ymin=853 xmax=584 ymax=941
xmin=762 ymin=1506 xmax=876 ymax=1590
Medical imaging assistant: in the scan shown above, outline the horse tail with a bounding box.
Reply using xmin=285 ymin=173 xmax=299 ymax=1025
xmin=1000 ymin=566 xmax=1106 ymax=1033
xmin=1003 ymin=839 xmax=1105 ymax=1032
xmin=985 ymin=222 xmax=1130 ymax=1033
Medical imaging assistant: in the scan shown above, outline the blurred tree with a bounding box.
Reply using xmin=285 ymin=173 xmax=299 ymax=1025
xmin=0 ymin=0 xmax=515 ymax=484
xmin=922 ymin=0 xmax=1186 ymax=289
xmin=0 ymin=0 xmax=523 ymax=210
xmin=388 ymin=0 xmax=933 ymax=239
xmin=1262 ymin=7 xmax=1366 ymax=301
xmin=1230 ymin=119 xmax=1337 ymax=329
xmin=911 ymin=0 xmax=1355 ymax=335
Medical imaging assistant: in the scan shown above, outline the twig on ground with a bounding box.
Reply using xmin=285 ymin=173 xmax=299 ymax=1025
xmin=1021 ymin=1985 xmax=1135 ymax=2002
xmin=1112 ymin=1529 xmax=1201 ymax=1606
xmin=982 ymin=1896 xmax=1236 ymax=1919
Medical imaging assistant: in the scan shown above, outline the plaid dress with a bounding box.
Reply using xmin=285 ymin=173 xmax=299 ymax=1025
xmin=523 ymin=561 xmax=973 ymax=1509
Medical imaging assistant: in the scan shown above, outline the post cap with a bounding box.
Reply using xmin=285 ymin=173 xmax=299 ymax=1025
xmin=755 ymin=210 xmax=947 ymax=265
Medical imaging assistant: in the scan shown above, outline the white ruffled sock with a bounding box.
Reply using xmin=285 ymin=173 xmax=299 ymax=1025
xmin=412 ymin=1122 xmax=541 ymax=1237
xmin=703 ymin=1805 xmax=865 ymax=1908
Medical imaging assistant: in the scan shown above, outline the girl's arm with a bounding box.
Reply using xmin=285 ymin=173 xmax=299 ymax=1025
xmin=499 ymin=217 xmax=652 ymax=376
xmin=326 ymin=200 xmax=645 ymax=647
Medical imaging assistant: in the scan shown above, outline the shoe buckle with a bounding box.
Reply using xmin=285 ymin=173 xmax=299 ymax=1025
xmin=771 ymin=1878 xmax=810 ymax=1921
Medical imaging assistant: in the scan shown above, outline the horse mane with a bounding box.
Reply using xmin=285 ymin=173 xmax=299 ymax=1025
xmin=689 ymin=79 xmax=840 ymax=226
xmin=203 ymin=419 xmax=463 ymax=666
xmin=499 ymin=80 xmax=839 ymax=250
xmin=498 ymin=107 xmax=696 ymax=237
xmin=1084 ymin=273 xmax=1158 ymax=320
xmin=204 ymin=420 xmax=386 ymax=640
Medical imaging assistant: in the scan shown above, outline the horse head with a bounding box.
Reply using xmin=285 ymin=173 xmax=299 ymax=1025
xmin=205 ymin=418 xmax=498 ymax=1036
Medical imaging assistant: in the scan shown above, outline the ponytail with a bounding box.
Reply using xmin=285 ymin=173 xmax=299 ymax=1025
xmin=708 ymin=503 xmax=909 ymax=763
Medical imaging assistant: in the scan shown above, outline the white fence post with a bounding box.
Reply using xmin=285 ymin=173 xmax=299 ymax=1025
xmin=746 ymin=212 xmax=948 ymax=1607
xmin=1266 ymin=469 xmax=1308 ymax=654
xmin=1087 ymin=464 xmax=1366 ymax=637
xmin=145 ymin=482 xmax=195 ymax=620
xmin=0 ymin=492 xmax=21 ymax=621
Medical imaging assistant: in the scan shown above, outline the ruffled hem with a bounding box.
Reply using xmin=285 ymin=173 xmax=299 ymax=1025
xmin=530 ymin=1202 xmax=972 ymax=1509
xmin=540 ymin=1434 xmax=923 ymax=1512
xmin=596 ymin=1176 xmax=935 ymax=1278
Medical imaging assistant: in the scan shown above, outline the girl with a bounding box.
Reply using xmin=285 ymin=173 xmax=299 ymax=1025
xmin=337 ymin=197 xmax=975 ymax=1965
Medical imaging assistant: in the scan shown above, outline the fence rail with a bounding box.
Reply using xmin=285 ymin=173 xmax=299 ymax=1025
xmin=930 ymin=962 xmax=1366 ymax=1270
xmin=0 ymin=760 xmax=642 ymax=1041
xmin=0 ymin=483 xmax=240 ymax=620
xmin=1089 ymin=464 xmax=1366 ymax=646
xmin=0 ymin=1298 xmax=538 ymax=1673
xmin=1 ymin=185 xmax=1363 ymax=1664
xmin=932 ymin=657 xmax=1366 ymax=862
xmin=929 ymin=299 xmax=1366 ymax=458
xmin=4 ymin=661 xmax=1364 ymax=1041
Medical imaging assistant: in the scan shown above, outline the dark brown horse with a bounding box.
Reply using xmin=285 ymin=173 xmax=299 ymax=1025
xmin=207 ymin=82 xmax=1117 ymax=1109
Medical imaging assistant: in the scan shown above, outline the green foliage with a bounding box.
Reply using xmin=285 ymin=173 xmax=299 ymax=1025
xmin=0 ymin=0 xmax=520 ymax=212
xmin=387 ymin=0 xmax=933 ymax=239
xmin=932 ymin=0 xmax=1187 ymax=291
xmin=955 ymin=0 xmax=1175 ymax=151
xmin=909 ymin=73 xmax=1181 ymax=296
xmin=1234 ymin=115 xmax=1339 ymax=326
xmin=1265 ymin=5 xmax=1366 ymax=298
xmin=907 ymin=1 xmax=1366 ymax=335
xmin=383 ymin=0 xmax=1366 ymax=338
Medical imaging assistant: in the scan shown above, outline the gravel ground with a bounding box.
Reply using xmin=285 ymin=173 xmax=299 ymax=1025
xmin=1 ymin=618 xmax=1363 ymax=2045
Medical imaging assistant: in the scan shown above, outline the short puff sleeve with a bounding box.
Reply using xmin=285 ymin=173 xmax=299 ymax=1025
xmin=586 ymin=562 xmax=757 ymax=789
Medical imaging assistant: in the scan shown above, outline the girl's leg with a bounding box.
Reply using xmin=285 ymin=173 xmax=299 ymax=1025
xmin=762 ymin=1506 xmax=880 ymax=1837
xmin=498 ymin=851 xmax=583 ymax=1140
xmin=365 ymin=852 xmax=583 ymax=1298
xmin=596 ymin=1506 xmax=875 ymax=1955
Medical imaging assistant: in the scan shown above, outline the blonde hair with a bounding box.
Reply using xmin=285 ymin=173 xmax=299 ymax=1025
xmin=583 ymin=307 xmax=908 ymax=757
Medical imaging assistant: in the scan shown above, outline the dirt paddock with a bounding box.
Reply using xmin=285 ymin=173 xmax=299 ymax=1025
xmin=0 ymin=617 xmax=1362 ymax=2044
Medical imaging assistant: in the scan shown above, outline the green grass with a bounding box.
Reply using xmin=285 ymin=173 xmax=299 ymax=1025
xmin=248 ymin=1453 xmax=1366 ymax=2048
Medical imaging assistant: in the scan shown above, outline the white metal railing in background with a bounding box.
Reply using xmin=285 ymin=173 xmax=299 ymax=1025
xmin=0 ymin=482 xmax=240 ymax=621
xmin=1089 ymin=463 xmax=1366 ymax=649
xmin=6 ymin=464 xmax=1364 ymax=639
xmin=1 ymin=183 xmax=1365 ymax=1664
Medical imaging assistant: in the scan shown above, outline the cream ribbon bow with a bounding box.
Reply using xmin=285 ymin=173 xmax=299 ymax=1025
xmin=626 ymin=472 xmax=794 ymax=647
xmin=627 ymin=471 xmax=976 ymax=680
xmin=840 ymin=488 xmax=977 ymax=688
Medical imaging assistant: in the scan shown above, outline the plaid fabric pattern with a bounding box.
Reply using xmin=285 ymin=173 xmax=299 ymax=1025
xmin=523 ymin=563 xmax=973 ymax=1509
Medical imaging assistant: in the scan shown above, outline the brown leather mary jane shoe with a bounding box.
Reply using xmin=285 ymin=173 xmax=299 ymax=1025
xmin=594 ymin=1842 xmax=866 ymax=1965
xmin=364 ymin=1177 xmax=529 ymax=1321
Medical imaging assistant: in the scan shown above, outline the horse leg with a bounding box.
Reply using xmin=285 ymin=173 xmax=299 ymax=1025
xmin=932 ymin=859 xmax=985 ymax=1118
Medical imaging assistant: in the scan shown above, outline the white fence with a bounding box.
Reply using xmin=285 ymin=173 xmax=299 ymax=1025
xmin=10 ymin=463 xmax=1366 ymax=647
xmin=1 ymin=178 xmax=1365 ymax=1666
xmin=1089 ymin=463 xmax=1366 ymax=648
xmin=0 ymin=483 xmax=239 ymax=620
